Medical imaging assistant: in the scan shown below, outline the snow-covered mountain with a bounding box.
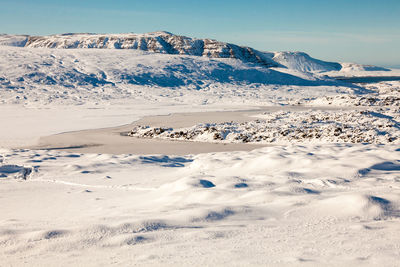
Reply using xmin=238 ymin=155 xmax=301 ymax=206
xmin=0 ymin=31 xmax=384 ymax=74
xmin=1 ymin=31 xmax=398 ymax=106
xmin=0 ymin=32 xmax=279 ymax=68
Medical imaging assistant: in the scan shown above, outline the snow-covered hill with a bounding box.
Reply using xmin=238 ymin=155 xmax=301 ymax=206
xmin=0 ymin=32 xmax=278 ymax=68
xmin=1 ymin=32 xmax=399 ymax=106
xmin=272 ymin=51 xmax=342 ymax=72
xmin=1 ymin=32 xmax=395 ymax=75
xmin=0 ymin=46 xmax=355 ymax=106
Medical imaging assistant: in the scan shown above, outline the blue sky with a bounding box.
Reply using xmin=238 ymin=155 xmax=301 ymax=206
xmin=1 ymin=0 xmax=399 ymax=67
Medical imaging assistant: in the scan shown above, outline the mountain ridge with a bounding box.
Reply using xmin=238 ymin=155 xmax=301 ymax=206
xmin=0 ymin=32 xmax=352 ymax=73
xmin=0 ymin=32 xmax=395 ymax=76
xmin=0 ymin=32 xmax=280 ymax=68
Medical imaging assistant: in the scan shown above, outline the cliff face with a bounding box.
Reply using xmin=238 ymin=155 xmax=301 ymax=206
xmin=19 ymin=32 xmax=278 ymax=67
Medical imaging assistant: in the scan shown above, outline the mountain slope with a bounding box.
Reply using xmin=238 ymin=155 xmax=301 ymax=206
xmin=272 ymin=51 xmax=342 ymax=72
xmin=0 ymin=46 xmax=356 ymax=106
xmin=1 ymin=32 xmax=392 ymax=76
xmin=0 ymin=32 xmax=278 ymax=68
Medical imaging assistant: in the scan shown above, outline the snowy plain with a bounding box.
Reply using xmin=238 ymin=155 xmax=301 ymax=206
xmin=1 ymin=33 xmax=400 ymax=266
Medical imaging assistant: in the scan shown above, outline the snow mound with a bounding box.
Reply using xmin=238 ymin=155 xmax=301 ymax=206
xmin=316 ymin=194 xmax=396 ymax=220
xmin=1 ymin=144 xmax=400 ymax=265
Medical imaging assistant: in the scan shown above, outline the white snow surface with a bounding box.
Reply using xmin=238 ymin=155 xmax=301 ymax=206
xmin=1 ymin=144 xmax=400 ymax=266
xmin=1 ymin=35 xmax=400 ymax=266
xmin=0 ymin=46 xmax=355 ymax=107
xmin=300 ymin=81 xmax=400 ymax=106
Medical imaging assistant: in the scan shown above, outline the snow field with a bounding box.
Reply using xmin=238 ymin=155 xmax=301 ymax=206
xmin=1 ymin=144 xmax=400 ymax=265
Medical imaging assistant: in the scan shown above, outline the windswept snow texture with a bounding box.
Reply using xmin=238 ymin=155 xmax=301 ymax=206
xmin=1 ymin=145 xmax=400 ymax=265
xmin=298 ymin=80 xmax=400 ymax=106
xmin=0 ymin=46 xmax=357 ymax=106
